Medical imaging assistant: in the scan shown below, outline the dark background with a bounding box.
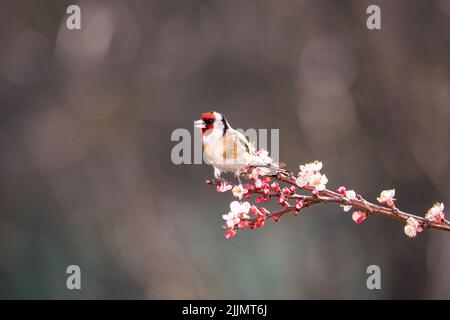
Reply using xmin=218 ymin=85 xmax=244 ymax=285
xmin=0 ymin=0 xmax=449 ymax=299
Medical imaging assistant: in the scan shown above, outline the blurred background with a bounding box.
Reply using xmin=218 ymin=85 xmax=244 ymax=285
xmin=0 ymin=0 xmax=449 ymax=299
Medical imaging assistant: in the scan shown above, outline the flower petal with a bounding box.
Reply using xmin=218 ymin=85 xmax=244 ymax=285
xmin=241 ymin=202 xmax=251 ymax=213
xmin=229 ymin=201 xmax=241 ymax=213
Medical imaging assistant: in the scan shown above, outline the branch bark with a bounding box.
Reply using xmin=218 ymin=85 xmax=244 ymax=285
xmin=276 ymin=171 xmax=450 ymax=232
xmin=207 ymin=169 xmax=450 ymax=236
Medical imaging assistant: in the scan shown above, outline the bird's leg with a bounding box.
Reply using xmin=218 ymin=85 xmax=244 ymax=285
xmin=214 ymin=167 xmax=222 ymax=180
xmin=213 ymin=167 xmax=227 ymax=186
xmin=234 ymin=169 xmax=242 ymax=185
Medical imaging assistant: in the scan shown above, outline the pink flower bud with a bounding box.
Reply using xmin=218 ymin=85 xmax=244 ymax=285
xmin=311 ymin=189 xmax=318 ymax=197
xmin=257 ymin=215 xmax=266 ymax=222
xmin=295 ymin=199 xmax=304 ymax=210
xmin=263 ymin=188 xmax=270 ymax=196
xmin=254 ymin=179 xmax=263 ymax=189
xmin=352 ymin=211 xmax=367 ymax=224
xmin=270 ymin=182 xmax=280 ymax=192
xmin=386 ymin=199 xmax=395 ymax=207
xmin=238 ymin=221 xmax=248 ymax=229
xmin=249 ymin=206 xmax=258 ymax=214
xmin=255 ymin=197 xmax=264 ymax=203
xmin=290 ymin=186 xmax=296 ymax=194
xmin=262 ymin=176 xmax=272 ymax=183
xmin=259 ymin=207 xmax=270 ymax=215
xmin=282 ymin=187 xmax=291 ymax=195
xmin=245 ymin=183 xmax=255 ymax=191
xmin=273 ymin=216 xmax=280 ymax=222
xmin=337 ymin=186 xmax=347 ymax=196
xmin=256 ymin=220 xmax=265 ymax=228
xmin=224 ymin=229 xmax=237 ymax=239
xmin=377 ymin=189 xmax=396 ymax=207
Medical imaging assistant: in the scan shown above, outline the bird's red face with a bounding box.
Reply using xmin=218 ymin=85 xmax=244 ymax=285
xmin=194 ymin=112 xmax=216 ymax=134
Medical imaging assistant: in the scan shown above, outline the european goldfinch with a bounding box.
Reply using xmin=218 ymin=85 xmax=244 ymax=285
xmin=194 ymin=111 xmax=283 ymax=179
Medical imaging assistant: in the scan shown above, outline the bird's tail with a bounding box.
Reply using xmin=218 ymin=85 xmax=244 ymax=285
xmin=246 ymin=156 xmax=287 ymax=176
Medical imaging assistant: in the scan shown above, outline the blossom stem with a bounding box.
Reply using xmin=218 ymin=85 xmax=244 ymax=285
xmin=241 ymin=207 xmax=297 ymax=223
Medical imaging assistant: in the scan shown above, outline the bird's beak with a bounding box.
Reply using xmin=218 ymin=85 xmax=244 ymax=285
xmin=194 ymin=119 xmax=206 ymax=129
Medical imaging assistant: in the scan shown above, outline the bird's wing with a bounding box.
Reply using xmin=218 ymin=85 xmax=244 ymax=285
xmin=229 ymin=128 xmax=286 ymax=173
xmin=228 ymin=128 xmax=256 ymax=156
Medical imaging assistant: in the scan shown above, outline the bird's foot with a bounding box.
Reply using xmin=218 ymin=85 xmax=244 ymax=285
xmin=206 ymin=178 xmax=225 ymax=186
xmin=234 ymin=171 xmax=242 ymax=185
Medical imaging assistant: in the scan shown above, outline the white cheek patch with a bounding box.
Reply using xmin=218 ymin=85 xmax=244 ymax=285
xmin=203 ymin=124 xmax=224 ymax=144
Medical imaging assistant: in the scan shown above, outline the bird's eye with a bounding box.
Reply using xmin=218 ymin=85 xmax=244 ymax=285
xmin=204 ymin=118 xmax=214 ymax=124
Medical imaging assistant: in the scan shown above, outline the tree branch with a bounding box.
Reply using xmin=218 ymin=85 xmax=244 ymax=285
xmin=276 ymin=171 xmax=450 ymax=232
xmin=206 ymin=161 xmax=450 ymax=239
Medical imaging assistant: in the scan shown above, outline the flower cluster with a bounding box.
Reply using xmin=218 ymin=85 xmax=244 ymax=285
xmin=404 ymin=217 xmax=423 ymax=238
xmin=216 ymin=180 xmax=233 ymax=193
xmin=231 ymin=184 xmax=248 ymax=200
xmin=222 ymin=201 xmax=250 ymax=229
xmin=377 ymin=189 xmax=396 ymax=207
xmin=426 ymin=203 xmax=445 ymax=223
xmin=296 ymin=161 xmax=328 ymax=191
xmin=217 ymin=174 xmax=305 ymax=239
xmin=339 ymin=188 xmax=356 ymax=212
xmin=208 ymin=157 xmax=450 ymax=239
xmin=352 ymin=211 xmax=367 ymax=224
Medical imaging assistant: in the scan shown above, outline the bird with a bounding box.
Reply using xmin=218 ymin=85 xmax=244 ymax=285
xmin=194 ymin=111 xmax=283 ymax=179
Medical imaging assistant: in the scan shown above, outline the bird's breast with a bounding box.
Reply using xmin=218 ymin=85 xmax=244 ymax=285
xmin=203 ymin=134 xmax=247 ymax=172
